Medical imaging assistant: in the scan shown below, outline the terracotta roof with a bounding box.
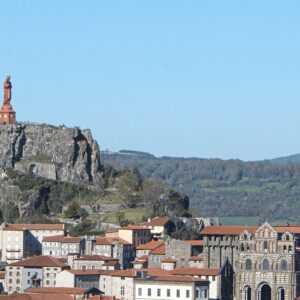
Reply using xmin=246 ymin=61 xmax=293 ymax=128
xmin=66 ymin=269 xmax=112 ymax=275
xmin=0 ymin=272 xmax=5 ymax=279
xmin=102 ymin=261 xmax=118 ymax=266
xmin=161 ymin=257 xmax=177 ymax=263
xmin=42 ymin=235 xmax=83 ymax=243
xmin=89 ymin=296 xmax=120 ymax=300
xmin=3 ymin=224 xmax=64 ymax=231
xmin=274 ymin=226 xmax=300 ymax=234
xmin=184 ymin=240 xmax=204 ymax=246
xmin=144 ymin=217 xmax=170 ymax=227
xmin=119 ymin=225 xmax=149 ymax=230
xmin=170 ymin=268 xmax=220 ymax=276
xmin=200 ymin=226 xmax=257 ymax=235
xmin=25 ymin=287 xmax=86 ymax=294
xmin=0 ymin=294 xmax=72 ymax=300
xmin=8 ymin=256 xmax=67 ymax=268
xmin=136 ymin=241 xmax=164 ymax=250
xmin=150 ymin=244 xmax=165 ymax=255
xmin=94 ymin=237 xmax=131 ymax=245
xmin=189 ymin=256 xmax=204 ymax=261
xmin=139 ymin=275 xmax=209 ymax=283
xmin=75 ymin=255 xmax=117 ymax=262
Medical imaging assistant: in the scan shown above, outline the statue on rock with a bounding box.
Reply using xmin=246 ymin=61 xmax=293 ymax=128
xmin=3 ymin=76 xmax=12 ymax=106
xmin=0 ymin=75 xmax=16 ymax=125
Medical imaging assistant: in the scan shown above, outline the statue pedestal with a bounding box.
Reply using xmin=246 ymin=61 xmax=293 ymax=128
xmin=0 ymin=104 xmax=16 ymax=125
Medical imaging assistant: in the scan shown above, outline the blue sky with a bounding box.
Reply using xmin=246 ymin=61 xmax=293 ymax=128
xmin=1 ymin=1 xmax=300 ymax=160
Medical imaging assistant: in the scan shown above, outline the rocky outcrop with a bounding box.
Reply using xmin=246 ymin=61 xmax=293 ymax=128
xmin=0 ymin=123 xmax=104 ymax=184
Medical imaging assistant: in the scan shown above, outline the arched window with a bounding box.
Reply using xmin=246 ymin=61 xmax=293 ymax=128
xmin=283 ymin=245 xmax=287 ymax=253
xmin=240 ymin=244 xmax=245 ymax=251
xmin=263 ymin=241 xmax=268 ymax=251
xmin=262 ymin=259 xmax=269 ymax=271
xmin=245 ymin=286 xmax=251 ymax=300
xmin=280 ymin=260 xmax=288 ymax=271
xmin=245 ymin=259 xmax=252 ymax=270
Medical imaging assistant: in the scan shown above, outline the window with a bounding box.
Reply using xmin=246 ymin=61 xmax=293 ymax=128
xmin=262 ymin=259 xmax=269 ymax=271
xmin=46 ymin=280 xmax=50 ymax=285
xmin=281 ymin=259 xmax=288 ymax=271
xmin=245 ymin=259 xmax=252 ymax=270
xmin=157 ymin=288 xmax=161 ymax=296
xmin=9 ymin=272 xmax=12 ymax=276
xmin=148 ymin=288 xmax=151 ymax=296
xmin=28 ymin=272 xmax=31 ymax=276
xmin=212 ymin=276 xmax=216 ymax=281
xmin=263 ymin=241 xmax=268 ymax=251
xmin=186 ymin=290 xmax=190 ymax=298
xmin=196 ymin=289 xmax=199 ymax=298
xmin=16 ymin=279 xmax=20 ymax=284
xmin=176 ymin=290 xmax=180 ymax=297
xmin=9 ymin=279 xmax=12 ymax=284
xmin=121 ymin=286 xmax=125 ymax=295
xmin=167 ymin=289 xmax=171 ymax=297
xmin=46 ymin=273 xmax=50 ymax=277
xmin=138 ymin=288 xmax=142 ymax=296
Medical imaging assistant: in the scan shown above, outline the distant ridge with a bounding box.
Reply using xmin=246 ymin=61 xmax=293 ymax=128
xmin=270 ymin=153 xmax=300 ymax=164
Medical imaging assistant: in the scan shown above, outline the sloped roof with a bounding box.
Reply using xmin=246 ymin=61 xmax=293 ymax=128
xmin=161 ymin=257 xmax=177 ymax=263
xmin=119 ymin=226 xmax=150 ymax=230
xmin=75 ymin=255 xmax=117 ymax=262
xmin=150 ymin=244 xmax=165 ymax=255
xmin=144 ymin=217 xmax=170 ymax=227
xmin=94 ymin=237 xmax=131 ymax=245
xmin=3 ymin=224 xmax=64 ymax=231
xmin=25 ymin=287 xmax=86 ymax=294
xmin=184 ymin=240 xmax=204 ymax=246
xmin=136 ymin=240 xmax=164 ymax=250
xmin=8 ymin=256 xmax=67 ymax=268
xmin=274 ymin=226 xmax=300 ymax=234
xmin=138 ymin=275 xmax=209 ymax=283
xmin=170 ymin=268 xmax=220 ymax=276
xmin=200 ymin=226 xmax=257 ymax=235
xmin=0 ymin=294 xmax=72 ymax=300
xmin=43 ymin=235 xmax=83 ymax=243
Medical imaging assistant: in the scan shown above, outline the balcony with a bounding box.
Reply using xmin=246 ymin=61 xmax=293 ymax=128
xmin=6 ymin=248 xmax=21 ymax=252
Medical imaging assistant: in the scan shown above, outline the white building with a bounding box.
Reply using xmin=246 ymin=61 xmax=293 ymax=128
xmin=2 ymin=224 xmax=65 ymax=262
xmin=134 ymin=275 xmax=209 ymax=300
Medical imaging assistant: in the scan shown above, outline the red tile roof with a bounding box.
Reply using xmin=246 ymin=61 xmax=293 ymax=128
xmin=0 ymin=294 xmax=72 ymax=300
xmin=274 ymin=226 xmax=300 ymax=234
xmin=43 ymin=235 xmax=83 ymax=243
xmin=149 ymin=244 xmax=165 ymax=255
xmin=25 ymin=287 xmax=86 ymax=294
xmin=170 ymin=268 xmax=220 ymax=276
xmin=94 ymin=237 xmax=131 ymax=245
xmin=119 ymin=226 xmax=149 ymax=230
xmin=184 ymin=240 xmax=204 ymax=246
xmin=75 ymin=255 xmax=118 ymax=262
xmin=189 ymin=256 xmax=204 ymax=261
xmin=136 ymin=241 xmax=164 ymax=250
xmin=200 ymin=226 xmax=257 ymax=235
xmin=89 ymin=296 xmax=120 ymax=300
xmin=3 ymin=224 xmax=64 ymax=231
xmin=144 ymin=217 xmax=170 ymax=227
xmin=161 ymin=257 xmax=177 ymax=263
xmin=8 ymin=256 xmax=67 ymax=268
xmin=139 ymin=275 xmax=209 ymax=283
xmin=65 ymin=269 xmax=112 ymax=275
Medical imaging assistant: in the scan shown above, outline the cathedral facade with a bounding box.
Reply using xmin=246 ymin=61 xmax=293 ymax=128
xmin=200 ymin=222 xmax=300 ymax=300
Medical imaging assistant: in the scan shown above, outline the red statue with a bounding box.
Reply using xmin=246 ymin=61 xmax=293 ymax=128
xmin=3 ymin=76 xmax=12 ymax=106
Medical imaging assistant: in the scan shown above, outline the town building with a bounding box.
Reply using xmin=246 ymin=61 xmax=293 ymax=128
xmin=1 ymin=223 xmax=65 ymax=262
xmin=5 ymin=255 xmax=68 ymax=293
xmin=92 ymin=237 xmax=135 ymax=269
xmin=143 ymin=217 xmax=171 ymax=239
xmin=118 ymin=226 xmax=151 ymax=246
xmin=42 ymin=235 xmax=85 ymax=258
xmin=73 ymin=255 xmax=120 ymax=270
xmin=134 ymin=274 xmax=210 ymax=300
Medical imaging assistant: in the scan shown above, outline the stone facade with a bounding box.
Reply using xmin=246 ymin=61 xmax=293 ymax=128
xmin=200 ymin=222 xmax=300 ymax=300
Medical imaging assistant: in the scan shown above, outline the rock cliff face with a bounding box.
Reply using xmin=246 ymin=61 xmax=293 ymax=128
xmin=0 ymin=123 xmax=103 ymax=184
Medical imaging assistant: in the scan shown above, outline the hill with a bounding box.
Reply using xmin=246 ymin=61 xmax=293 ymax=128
xmin=101 ymin=150 xmax=300 ymax=223
xmin=271 ymin=153 xmax=300 ymax=164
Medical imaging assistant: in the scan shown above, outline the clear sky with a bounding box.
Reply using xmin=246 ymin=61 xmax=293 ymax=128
xmin=1 ymin=1 xmax=300 ymax=161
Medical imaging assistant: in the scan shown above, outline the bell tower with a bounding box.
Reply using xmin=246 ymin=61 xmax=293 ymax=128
xmin=0 ymin=76 xmax=16 ymax=125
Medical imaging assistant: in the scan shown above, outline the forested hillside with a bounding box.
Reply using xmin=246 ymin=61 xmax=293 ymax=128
xmin=101 ymin=150 xmax=300 ymax=223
